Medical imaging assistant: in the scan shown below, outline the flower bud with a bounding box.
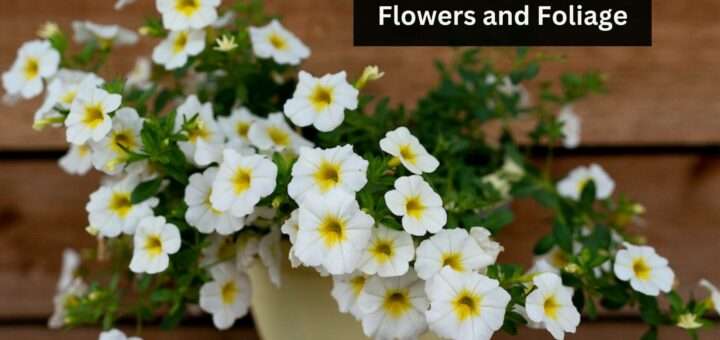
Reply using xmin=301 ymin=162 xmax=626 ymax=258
xmin=355 ymin=65 xmax=385 ymax=89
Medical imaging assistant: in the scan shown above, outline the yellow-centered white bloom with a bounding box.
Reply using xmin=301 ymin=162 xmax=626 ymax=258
xmin=525 ymin=273 xmax=581 ymax=340
xmin=379 ymin=127 xmax=439 ymax=175
xmin=174 ymin=95 xmax=224 ymax=166
xmin=156 ymin=0 xmax=220 ymax=31
xmin=72 ymin=21 xmax=138 ymax=47
xmin=699 ymin=279 xmax=720 ymax=314
xmin=87 ymin=175 xmax=159 ymax=237
xmin=65 ymin=76 xmax=122 ymax=145
xmin=357 ymin=271 xmax=429 ymax=340
xmin=199 ymin=234 xmax=238 ymax=267
xmin=2 ymin=40 xmax=59 ymax=99
xmin=556 ymin=163 xmax=615 ymax=201
xmin=35 ymin=71 xmax=103 ymax=129
xmin=283 ymin=71 xmax=359 ymax=132
xmin=90 ymin=107 xmax=143 ymax=175
xmin=199 ymin=263 xmax=251 ymax=330
xmin=614 ymin=243 xmax=674 ymax=296
xmin=59 ymin=143 xmax=94 ymax=175
xmin=152 ymin=29 xmax=206 ymax=70
xmin=259 ymin=228 xmax=282 ymax=287
xmin=426 ymin=268 xmax=511 ymax=340
xmin=331 ymin=271 xmax=368 ymax=320
xmin=218 ymin=106 xmax=258 ymax=145
xmin=358 ymin=225 xmax=415 ymax=277
xmin=99 ymin=328 xmax=142 ymax=340
xmin=384 ymin=175 xmax=446 ymax=236
xmin=129 ymin=216 xmax=181 ymax=274
xmin=49 ymin=278 xmax=87 ymax=329
xmin=288 ymin=145 xmax=368 ymax=203
xmin=249 ymin=19 xmax=310 ymax=65
xmin=558 ymin=105 xmax=581 ymax=149
xmin=126 ymin=58 xmax=152 ymax=89
xmin=414 ymin=228 xmax=494 ymax=280
xmin=295 ymin=191 xmax=374 ymax=275
xmin=469 ymin=226 xmax=504 ymax=264
xmin=210 ymin=149 xmax=278 ymax=218
xmin=247 ymin=112 xmax=312 ymax=153
xmin=214 ymin=35 xmax=238 ymax=52
xmin=185 ymin=167 xmax=245 ymax=235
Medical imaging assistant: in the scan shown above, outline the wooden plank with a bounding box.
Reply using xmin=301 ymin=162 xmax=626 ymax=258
xmin=1 ymin=1 xmax=720 ymax=149
xmin=1 ymin=155 xmax=719 ymax=318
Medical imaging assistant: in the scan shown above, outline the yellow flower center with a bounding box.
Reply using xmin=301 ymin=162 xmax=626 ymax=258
xmin=221 ymin=281 xmax=238 ymax=305
xmin=405 ymin=196 xmax=425 ymax=219
xmin=314 ymin=161 xmax=341 ymax=192
xmin=236 ymin=121 xmax=250 ymax=138
xmin=452 ymin=290 xmax=482 ymax=321
xmin=398 ymin=144 xmax=417 ymax=164
xmin=268 ymin=33 xmax=288 ymax=50
xmin=441 ymin=252 xmax=464 ymax=271
xmin=23 ymin=57 xmax=39 ymax=80
xmin=173 ymin=31 xmax=189 ymax=54
xmin=632 ymin=257 xmax=652 ymax=281
xmin=382 ymin=289 xmax=412 ymax=318
xmin=64 ymin=294 xmax=80 ymax=308
xmin=309 ymin=85 xmax=334 ymax=111
xmin=110 ymin=129 xmax=137 ymax=155
xmin=350 ymin=275 xmax=366 ymax=297
xmin=82 ymin=103 xmax=105 ymax=129
xmin=543 ymin=295 xmax=560 ymax=320
xmin=77 ymin=144 xmax=91 ymax=156
xmin=108 ymin=192 xmax=132 ymax=218
xmin=550 ymin=249 xmax=569 ymax=268
xmin=318 ymin=215 xmax=346 ymax=248
xmin=187 ymin=119 xmax=209 ymax=143
xmin=232 ymin=167 xmax=253 ymax=195
xmin=175 ymin=0 xmax=200 ymax=16
xmin=60 ymin=90 xmax=77 ymax=106
xmin=370 ymin=239 xmax=395 ymax=264
xmin=267 ymin=126 xmax=290 ymax=146
xmin=144 ymin=234 xmax=163 ymax=256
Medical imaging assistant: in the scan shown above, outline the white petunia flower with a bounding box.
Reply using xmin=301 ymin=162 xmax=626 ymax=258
xmin=358 ymin=225 xmax=415 ymax=277
xmin=199 ymin=234 xmax=238 ymax=267
xmin=469 ymin=226 xmax=504 ymax=264
xmin=34 ymin=70 xmax=102 ymax=129
xmin=699 ymin=279 xmax=720 ymax=314
xmin=414 ymin=228 xmax=494 ymax=280
xmin=525 ymin=272 xmax=581 ymax=340
xmin=295 ymin=191 xmax=374 ymax=275
xmin=174 ymin=95 xmax=224 ymax=166
xmin=59 ymin=143 xmax=94 ymax=175
xmin=49 ymin=278 xmax=87 ymax=329
xmin=288 ymin=145 xmax=368 ymax=203
xmin=280 ymin=209 xmax=304 ymax=268
xmin=331 ymin=271 xmax=368 ymax=320
xmin=199 ymin=263 xmax=251 ymax=330
xmin=283 ymin=71 xmax=358 ymax=132
xmin=89 ymin=107 xmax=143 ymax=174
xmin=357 ymin=271 xmax=429 ymax=340
xmin=426 ymin=268 xmax=511 ymax=340
xmin=379 ymin=127 xmax=439 ymax=175
xmin=384 ymin=175 xmax=446 ymax=236
xmin=2 ymin=40 xmax=59 ymax=99
xmin=210 ymin=149 xmax=278 ymax=217
xmin=98 ymin=329 xmax=142 ymax=340
xmin=558 ymin=105 xmax=581 ymax=149
xmin=156 ymin=0 xmax=220 ymax=31
xmin=129 ymin=216 xmax=181 ymax=274
xmin=259 ymin=228 xmax=282 ymax=287
xmin=126 ymin=58 xmax=152 ymax=89
xmin=249 ymin=19 xmax=310 ymax=65
xmin=185 ymin=167 xmax=245 ymax=235
xmin=87 ymin=175 xmax=159 ymax=237
xmin=56 ymin=249 xmax=82 ymax=291
xmin=218 ymin=106 xmax=257 ymax=145
xmin=65 ymin=77 xmax=122 ymax=145
xmin=152 ymin=29 xmax=206 ymax=70
xmin=247 ymin=112 xmax=312 ymax=153
xmin=556 ymin=164 xmax=615 ymax=201
xmin=614 ymin=243 xmax=675 ymax=296
xmin=72 ymin=21 xmax=138 ymax=47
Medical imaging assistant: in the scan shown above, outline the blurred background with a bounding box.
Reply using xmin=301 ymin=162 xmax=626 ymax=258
xmin=0 ymin=0 xmax=719 ymax=339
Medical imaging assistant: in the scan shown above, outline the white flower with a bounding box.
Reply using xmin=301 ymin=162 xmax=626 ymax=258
xmin=210 ymin=149 xmax=278 ymax=217
xmin=558 ymin=105 xmax=581 ymax=149
xmin=414 ymin=228 xmax=494 ymax=280
xmin=72 ymin=21 xmax=138 ymax=47
xmin=199 ymin=263 xmax=251 ymax=330
xmin=199 ymin=234 xmax=238 ymax=267
xmin=235 ymin=234 xmax=260 ymax=269
xmin=129 ymin=216 xmax=181 ymax=274
xmin=89 ymin=107 xmax=143 ymax=174
xmin=379 ymin=127 xmax=439 ymax=174
xmin=152 ymin=29 xmax=206 ymax=70
xmin=156 ymin=0 xmax=220 ymax=31
xmin=699 ymin=279 xmax=720 ymax=314
xmin=469 ymin=227 xmax=504 ymax=264
xmin=185 ymin=167 xmax=245 ymax=234
xmin=34 ymin=70 xmax=102 ymax=129
xmin=331 ymin=271 xmax=368 ymax=320
xmin=426 ymin=268 xmax=511 ymax=340
xmin=295 ymin=191 xmax=374 ymax=275
xmin=126 ymin=58 xmax=152 ymax=89
xmin=37 ymin=22 xmax=60 ymax=39
xmin=98 ymin=329 xmax=142 ymax=340
xmin=87 ymin=175 xmax=159 ymax=237
xmin=49 ymin=278 xmax=87 ymax=329
xmin=280 ymin=209 xmax=304 ymax=268
xmin=2 ymin=40 xmax=59 ymax=99
xmin=174 ymin=95 xmax=224 ymax=165
xmin=288 ymin=145 xmax=368 ymax=203
xmin=259 ymin=228 xmax=282 ymax=287
xmin=529 ymin=247 xmax=569 ymax=275
xmin=614 ymin=243 xmax=675 ymax=296
xmin=218 ymin=106 xmax=257 ymax=145
xmin=357 ymin=271 xmax=429 ymax=340
xmin=65 ymin=77 xmax=122 ymax=145
xmin=247 ymin=112 xmax=312 ymax=153
xmin=525 ymin=273 xmax=581 ymax=340
xmin=56 ymin=249 xmax=81 ymax=291
xmin=249 ymin=19 xmax=310 ymax=65
xmin=384 ymin=175 xmax=446 ymax=236
xmin=358 ymin=225 xmax=414 ymax=277
xmin=556 ymin=164 xmax=615 ymax=200
xmin=496 ymin=76 xmax=531 ymax=108
xmin=212 ymin=10 xmax=236 ymax=28
xmin=115 ymin=0 xmax=137 ymax=10
xmin=59 ymin=143 xmax=94 ymax=175
xmin=283 ymin=71 xmax=358 ymax=132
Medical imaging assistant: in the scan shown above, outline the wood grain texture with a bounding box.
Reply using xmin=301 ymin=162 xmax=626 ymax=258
xmin=1 ymin=0 xmax=719 ymax=149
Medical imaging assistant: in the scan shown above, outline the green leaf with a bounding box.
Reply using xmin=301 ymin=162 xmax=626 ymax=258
xmin=640 ymin=326 xmax=658 ymax=340
xmin=552 ymin=219 xmax=573 ymax=253
xmin=533 ymin=234 xmax=555 ymax=255
xmin=131 ymin=178 xmax=162 ymax=204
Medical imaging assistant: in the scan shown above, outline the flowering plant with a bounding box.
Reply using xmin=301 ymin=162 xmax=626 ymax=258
xmin=3 ymin=1 xmax=717 ymax=340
